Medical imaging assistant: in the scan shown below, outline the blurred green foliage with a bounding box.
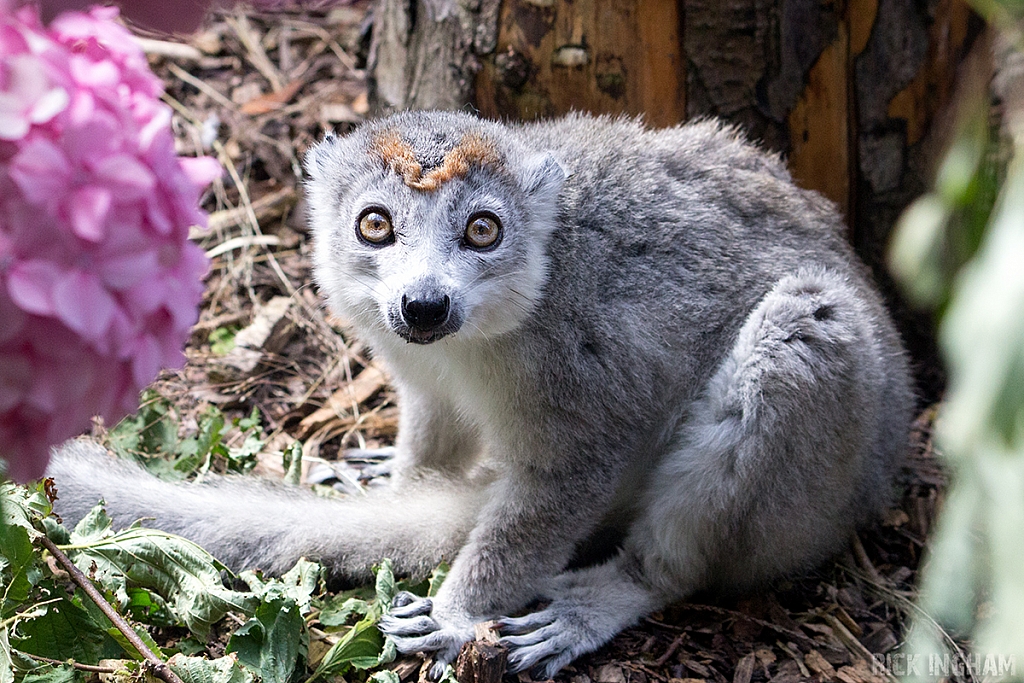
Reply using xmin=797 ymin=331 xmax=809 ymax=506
xmin=105 ymin=391 xmax=263 ymax=480
xmin=890 ymin=4 xmax=1024 ymax=679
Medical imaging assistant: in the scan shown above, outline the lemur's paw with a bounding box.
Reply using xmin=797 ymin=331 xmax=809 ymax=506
xmin=378 ymin=592 xmax=474 ymax=680
xmin=498 ymin=605 xmax=598 ymax=680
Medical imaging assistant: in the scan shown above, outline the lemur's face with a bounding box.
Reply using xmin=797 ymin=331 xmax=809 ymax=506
xmin=305 ymin=114 xmax=565 ymax=346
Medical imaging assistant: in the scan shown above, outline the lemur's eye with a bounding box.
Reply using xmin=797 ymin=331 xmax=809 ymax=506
xmin=464 ymin=213 xmax=502 ymax=250
xmin=357 ymin=208 xmax=394 ymax=245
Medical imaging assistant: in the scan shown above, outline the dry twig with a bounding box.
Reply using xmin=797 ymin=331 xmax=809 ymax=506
xmin=31 ymin=532 xmax=186 ymax=683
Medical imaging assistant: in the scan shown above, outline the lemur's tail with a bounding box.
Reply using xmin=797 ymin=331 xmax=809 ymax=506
xmin=47 ymin=439 xmax=484 ymax=579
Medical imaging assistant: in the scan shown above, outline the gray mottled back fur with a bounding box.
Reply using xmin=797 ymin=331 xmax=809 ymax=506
xmin=49 ymin=111 xmax=912 ymax=679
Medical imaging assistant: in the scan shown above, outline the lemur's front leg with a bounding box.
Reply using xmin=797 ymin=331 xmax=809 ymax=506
xmin=379 ymin=454 xmax=619 ymax=677
xmin=389 ymin=386 xmax=481 ymax=484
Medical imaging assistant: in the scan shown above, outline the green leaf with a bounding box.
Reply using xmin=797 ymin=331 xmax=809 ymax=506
xmin=195 ymin=408 xmax=227 ymax=465
xmin=39 ymin=519 xmax=68 ymax=547
xmin=975 ymin=451 xmax=1024 ymax=658
xmin=227 ymin=434 xmax=262 ymax=475
xmin=106 ymin=391 xmax=180 ymax=464
xmin=12 ymin=595 xmax=122 ymax=661
xmin=0 ymin=523 xmax=40 ymax=615
xmin=278 ymin=560 xmax=322 ymax=615
xmin=307 ymin=560 xmax=400 ymax=679
xmin=239 ymin=559 xmax=322 ymax=618
xmin=1 ymin=626 xmax=14 ymax=683
xmin=369 ymin=670 xmax=401 ymax=683
xmin=69 ymin=505 xmax=114 ymax=545
xmin=374 ymin=560 xmax=396 ymax=617
xmin=437 ymin=664 xmax=458 ymax=683
xmin=307 ymin=615 xmax=385 ymax=681
xmin=125 ymin=587 xmax=175 ymax=627
xmin=105 ymin=623 xmax=164 ymax=661
xmin=317 ymin=597 xmax=371 ymax=628
xmin=64 ymin=527 xmax=257 ymax=637
xmin=105 ymin=394 xmax=255 ymax=481
xmin=427 ymin=562 xmax=449 ymax=598
xmin=0 ymin=483 xmax=53 ymax=531
xmin=236 ymin=407 xmax=262 ymax=434
xmin=226 ymin=598 xmax=304 ymax=683
xmin=283 ymin=443 xmax=303 ymax=487
xmin=889 ymin=195 xmax=950 ymax=307
xmin=173 ymin=638 xmax=208 ymax=657
xmin=169 ymin=654 xmax=255 ymax=683
xmin=209 ymin=327 xmax=238 ymax=356
xmin=918 ymin=474 xmax=983 ymax=633
xmin=18 ymin=663 xmax=77 ymax=683
xmin=376 ymin=635 xmax=396 ymax=669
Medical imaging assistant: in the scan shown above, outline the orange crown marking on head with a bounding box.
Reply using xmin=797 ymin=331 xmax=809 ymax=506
xmin=370 ymin=129 xmax=501 ymax=191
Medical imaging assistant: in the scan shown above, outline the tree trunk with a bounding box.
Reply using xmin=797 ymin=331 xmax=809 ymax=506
xmin=367 ymin=0 xmax=978 ymax=396
xmin=367 ymin=0 xmax=502 ymax=112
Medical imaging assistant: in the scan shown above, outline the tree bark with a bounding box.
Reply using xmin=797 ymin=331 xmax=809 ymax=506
xmin=367 ymin=0 xmax=978 ymax=397
xmin=367 ymin=0 xmax=502 ymax=112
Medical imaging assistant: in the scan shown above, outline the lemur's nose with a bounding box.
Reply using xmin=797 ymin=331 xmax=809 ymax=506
xmin=401 ymin=293 xmax=450 ymax=330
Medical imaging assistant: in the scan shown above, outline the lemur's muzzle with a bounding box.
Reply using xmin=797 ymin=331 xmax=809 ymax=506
xmin=397 ymin=292 xmax=459 ymax=343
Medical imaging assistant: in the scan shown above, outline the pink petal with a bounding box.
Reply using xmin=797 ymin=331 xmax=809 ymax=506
xmin=179 ymin=156 xmax=223 ymax=188
xmin=9 ymin=137 xmax=71 ymax=203
xmin=130 ymin=334 xmax=161 ymax=387
xmin=160 ymin=341 xmax=187 ymax=372
xmin=23 ymin=359 xmax=56 ymax=412
xmin=124 ymin=277 xmax=164 ymax=316
xmin=66 ymin=89 xmax=96 ymax=127
xmin=0 ymin=355 xmax=32 ymax=413
xmin=0 ymin=109 xmax=29 ymax=140
xmin=0 ymin=22 xmax=31 ymax=56
xmin=52 ymin=269 xmax=116 ymax=340
xmin=28 ymin=87 xmax=69 ymax=124
xmin=98 ymin=248 xmax=159 ymax=289
xmin=63 ymin=108 xmax=119 ymax=163
xmin=6 ymin=259 xmax=60 ymax=315
xmin=5 ymin=54 xmax=48 ymax=102
xmin=69 ymin=185 xmax=112 ymax=241
xmin=94 ymin=153 xmax=155 ymax=198
xmin=89 ymin=5 xmax=122 ymax=22
xmin=105 ymin=308 xmax=136 ymax=354
xmin=3 ymin=441 xmax=50 ymax=483
xmin=69 ymin=54 xmax=119 ymax=89
xmin=137 ymin=103 xmax=172 ymax=152
xmin=0 ymin=290 xmax=27 ymax=343
xmin=145 ymin=195 xmax=173 ymax=235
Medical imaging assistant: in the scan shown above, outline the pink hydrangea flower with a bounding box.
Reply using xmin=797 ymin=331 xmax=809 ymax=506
xmin=0 ymin=4 xmax=222 ymax=481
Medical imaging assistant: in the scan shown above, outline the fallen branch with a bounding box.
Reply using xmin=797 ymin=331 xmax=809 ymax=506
xmin=31 ymin=532 xmax=186 ymax=683
xmin=21 ymin=653 xmax=119 ymax=674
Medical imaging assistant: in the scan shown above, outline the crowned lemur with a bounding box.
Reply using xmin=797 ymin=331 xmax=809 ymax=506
xmin=49 ymin=111 xmax=913 ymax=678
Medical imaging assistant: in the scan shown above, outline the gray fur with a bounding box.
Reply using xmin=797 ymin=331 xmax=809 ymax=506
xmin=48 ymin=112 xmax=912 ymax=678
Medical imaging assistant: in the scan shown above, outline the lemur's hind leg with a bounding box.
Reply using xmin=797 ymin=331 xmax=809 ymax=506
xmin=500 ymin=558 xmax=663 ymax=679
xmin=500 ymin=268 xmax=891 ymax=677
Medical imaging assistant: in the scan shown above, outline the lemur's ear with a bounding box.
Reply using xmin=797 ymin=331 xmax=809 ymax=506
xmin=522 ymin=151 xmax=568 ymax=200
xmin=304 ymin=134 xmax=333 ymax=181
xmin=303 ymin=130 xmax=355 ymax=182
